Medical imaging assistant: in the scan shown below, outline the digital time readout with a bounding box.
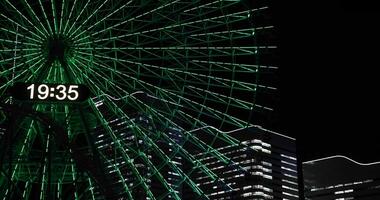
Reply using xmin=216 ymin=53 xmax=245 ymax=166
xmin=10 ymin=83 xmax=90 ymax=102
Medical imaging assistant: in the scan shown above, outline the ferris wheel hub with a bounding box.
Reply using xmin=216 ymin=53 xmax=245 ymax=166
xmin=44 ymin=35 xmax=74 ymax=64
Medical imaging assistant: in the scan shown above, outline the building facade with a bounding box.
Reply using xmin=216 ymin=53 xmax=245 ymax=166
xmin=303 ymin=155 xmax=380 ymax=199
xmin=184 ymin=126 xmax=300 ymax=200
xmin=89 ymin=98 xmax=300 ymax=199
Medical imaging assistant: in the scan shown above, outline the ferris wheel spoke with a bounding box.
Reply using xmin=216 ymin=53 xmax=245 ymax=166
xmin=68 ymin=55 xmax=257 ymax=132
xmin=65 ymin=0 xmax=91 ymax=36
xmin=0 ymin=48 xmax=40 ymax=53
xmin=131 ymin=96 xmax=250 ymax=175
xmin=23 ymin=181 xmax=32 ymax=199
xmin=21 ymin=0 xmax=50 ymax=36
xmin=84 ymin=25 xmax=273 ymax=49
xmin=1 ymin=115 xmax=43 ymax=200
xmin=25 ymin=60 xmax=50 ymax=83
xmin=73 ymin=0 xmax=244 ymax=45
xmin=0 ymin=55 xmax=45 ymax=92
xmin=50 ymin=0 xmax=59 ymax=34
xmin=9 ymin=121 xmax=37 ymax=181
xmin=85 ymin=178 xmax=97 ymax=200
xmin=88 ymin=87 xmax=209 ymax=198
xmin=87 ymin=1 xmax=198 ymax=45
xmin=80 ymin=52 xmax=269 ymax=93
xmin=39 ymin=134 xmax=51 ymax=199
xmin=151 ymin=130 xmax=226 ymax=191
xmin=189 ymin=26 xmax=274 ymax=38
xmin=0 ymin=28 xmax=43 ymax=45
xmin=69 ymin=58 xmax=130 ymax=99
xmin=73 ymin=0 xmax=184 ymax=43
xmin=0 ymin=38 xmax=40 ymax=47
xmin=70 ymin=1 xmax=134 ymax=41
xmin=0 ymin=55 xmax=42 ymax=79
xmin=131 ymin=107 xmax=235 ymax=197
xmin=186 ymin=85 xmax=252 ymax=111
xmin=69 ymin=59 xmax=148 ymax=128
xmin=105 ymin=24 xmax=266 ymax=50
xmin=114 ymin=3 xmax=246 ymax=47
xmin=3 ymin=0 xmax=47 ymax=39
xmin=72 ymin=56 xmax=136 ymax=98
xmin=64 ymin=62 xmax=89 ymax=84
xmin=77 ymin=46 xmax=268 ymax=70
xmin=190 ymin=59 xmax=278 ymax=72
xmin=66 ymin=0 xmax=110 ymax=39
xmin=86 ymin=55 xmax=187 ymax=92
xmin=92 ymin=59 xmax=247 ymax=132
xmin=89 ymin=98 xmax=158 ymax=199
xmin=89 ymin=97 xmax=139 ymax=152
xmin=77 ymin=56 xmax=183 ymax=99
xmin=94 ymin=149 xmax=134 ymax=199
xmin=77 ymin=7 xmax=267 ymax=45
xmin=62 ymin=0 xmax=78 ymax=34
xmin=138 ymin=140 xmax=206 ymax=199
xmin=187 ymin=85 xmax=274 ymax=112
xmin=182 ymin=0 xmax=240 ymax=13
xmin=176 ymin=109 xmax=249 ymax=149
xmin=73 ymin=54 xmax=251 ymax=127
xmin=74 ymin=57 xmax=212 ymax=145
xmin=0 ymin=13 xmax=43 ymax=41
xmin=178 ymin=98 xmax=247 ymax=128
xmin=37 ymin=0 xmax=54 ymax=36
xmin=80 ymin=45 xmax=272 ymax=51
xmin=137 ymin=152 xmax=181 ymax=199
xmin=0 ymin=52 xmax=37 ymax=67
xmin=56 ymin=0 xmax=66 ymax=35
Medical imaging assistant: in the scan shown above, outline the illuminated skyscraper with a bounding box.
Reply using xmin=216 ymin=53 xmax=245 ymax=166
xmin=303 ymin=156 xmax=380 ymax=199
xmin=183 ymin=126 xmax=300 ymax=199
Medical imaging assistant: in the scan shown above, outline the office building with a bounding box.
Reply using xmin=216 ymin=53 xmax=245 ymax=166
xmin=184 ymin=126 xmax=300 ymax=199
xmin=303 ymin=155 xmax=380 ymax=199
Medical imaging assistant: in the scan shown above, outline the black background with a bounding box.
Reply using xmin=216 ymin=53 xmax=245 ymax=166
xmin=275 ymin=1 xmax=380 ymax=162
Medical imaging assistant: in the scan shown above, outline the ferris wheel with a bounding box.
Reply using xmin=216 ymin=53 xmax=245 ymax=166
xmin=0 ymin=0 xmax=278 ymax=199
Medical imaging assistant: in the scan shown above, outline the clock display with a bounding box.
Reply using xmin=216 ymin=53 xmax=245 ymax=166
xmin=10 ymin=83 xmax=90 ymax=102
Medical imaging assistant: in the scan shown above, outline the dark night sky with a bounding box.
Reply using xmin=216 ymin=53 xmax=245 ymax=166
xmin=277 ymin=1 xmax=380 ymax=163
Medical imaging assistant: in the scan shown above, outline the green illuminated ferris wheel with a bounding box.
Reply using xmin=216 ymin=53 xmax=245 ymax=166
xmin=0 ymin=0 xmax=278 ymax=199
